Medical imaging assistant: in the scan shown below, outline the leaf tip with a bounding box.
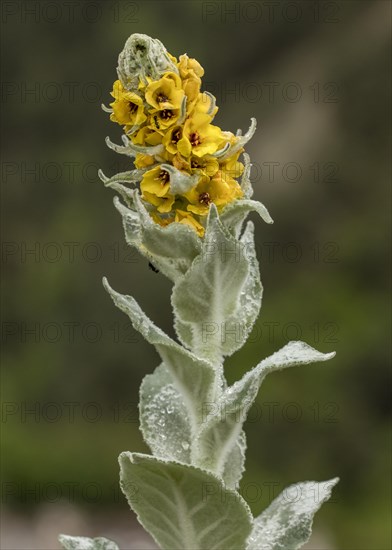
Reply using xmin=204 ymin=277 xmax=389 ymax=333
xmin=118 ymin=450 xmax=134 ymax=467
xmin=102 ymin=276 xmax=110 ymax=292
xmin=208 ymin=202 xmax=219 ymax=219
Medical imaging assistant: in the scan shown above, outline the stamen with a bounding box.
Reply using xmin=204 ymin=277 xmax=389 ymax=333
xmin=199 ymin=192 xmax=211 ymax=205
xmin=154 ymin=169 xmax=170 ymax=185
xmin=160 ymin=109 xmax=174 ymax=120
xmin=129 ymin=102 xmax=138 ymax=114
xmin=171 ymin=129 xmax=181 ymax=144
xmin=157 ymin=93 xmax=169 ymax=103
xmin=190 ymin=132 xmax=201 ymax=147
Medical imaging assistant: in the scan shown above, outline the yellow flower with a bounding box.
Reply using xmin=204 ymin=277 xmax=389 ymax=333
xmin=178 ymin=54 xmax=204 ymax=104
xmin=182 ymin=78 xmax=201 ymax=105
xmin=134 ymin=154 xmax=155 ymax=169
xmin=175 ymin=209 xmax=205 ymax=237
xmin=149 ymin=107 xmax=182 ymax=133
xmin=177 ymin=113 xmax=227 ymax=158
xmin=190 ymin=155 xmax=219 ymax=178
xmin=189 ymin=92 xmax=218 ymax=118
xmin=167 ymin=52 xmax=178 ymax=65
xmin=137 ymin=76 xmax=151 ymax=92
xmin=172 ymin=152 xmax=191 ymax=172
xmin=140 ymin=166 xmax=175 ymax=213
xmin=184 ymin=170 xmax=243 ymax=216
xmin=143 ymin=191 xmax=175 ymax=213
xmin=178 ymin=54 xmax=204 ymax=80
xmin=145 ymin=72 xmax=184 ymax=111
xmin=131 ymin=126 xmax=162 ymax=146
xmin=162 ymin=126 xmax=184 ymax=155
xmin=110 ymin=80 xmax=147 ymax=127
xmin=219 ymin=149 xmax=244 ymax=180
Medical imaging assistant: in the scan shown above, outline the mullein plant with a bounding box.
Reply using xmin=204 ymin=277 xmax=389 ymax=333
xmin=59 ymin=34 xmax=338 ymax=550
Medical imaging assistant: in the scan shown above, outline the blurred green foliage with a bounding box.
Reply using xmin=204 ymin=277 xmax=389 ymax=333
xmin=1 ymin=1 xmax=390 ymax=548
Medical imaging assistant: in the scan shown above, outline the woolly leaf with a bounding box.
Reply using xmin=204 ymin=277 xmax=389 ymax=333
xmin=194 ymin=342 xmax=335 ymax=476
xmin=221 ymin=430 xmax=247 ymax=490
xmin=246 ymin=478 xmax=339 ymax=550
xmin=140 ymin=363 xmax=191 ymax=463
xmin=103 ymin=278 xmax=216 ymax=432
xmin=220 ymin=199 xmax=273 ymax=238
xmin=113 ymin=193 xmax=202 ymax=282
xmin=172 ymin=205 xmax=256 ymax=363
xmin=119 ymin=452 xmax=253 ymax=550
xmin=58 ymin=535 xmax=119 ymax=550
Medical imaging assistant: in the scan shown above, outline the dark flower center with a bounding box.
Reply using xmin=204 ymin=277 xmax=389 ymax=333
xmin=190 ymin=132 xmax=201 ymax=147
xmin=191 ymin=159 xmax=201 ymax=168
xmin=157 ymin=93 xmax=169 ymax=103
xmin=156 ymin=170 xmax=170 ymax=185
xmin=199 ymin=192 xmax=211 ymax=205
xmin=129 ymin=102 xmax=138 ymax=114
xmin=160 ymin=109 xmax=174 ymax=120
xmin=171 ymin=129 xmax=181 ymax=144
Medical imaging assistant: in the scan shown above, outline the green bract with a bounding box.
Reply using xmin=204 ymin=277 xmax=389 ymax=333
xmin=60 ymin=33 xmax=338 ymax=550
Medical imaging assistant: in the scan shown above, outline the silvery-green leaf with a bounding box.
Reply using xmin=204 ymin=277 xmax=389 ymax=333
xmin=117 ymin=33 xmax=178 ymax=91
xmin=101 ymin=171 xmax=146 ymax=209
xmin=204 ymin=91 xmax=216 ymax=116
xmin=105 ymin=136 xmax=164 ymax=158
xmin=113 ymin=196 xmax=141 ymax=244
xmin=221 ymin=429 xmax=247 ymax=490
xmin=212 ymin=142 xmax=231 ymax=158
xmin=234 ymin=221 xmax=262 ymax=349
xmin=246 ymin=478 xmax=339 ymax=550
xmin=171 ymin=205 xmax=252 ymax=363
xmin=241 ymin=153 xmax=254 ymax=199
xmin=160 ymin=164 xmax=200 ymax=194
xmin=140 ymin=363 xmax=191 ymax=463
xmin=99 ymin=167 xmax=151 ymax=186
xmin=119 ymin=452 xmax=253 ymax=550
xmin=140 ymin=221 xmax=202 ymax=279
xmin=194 ymin=342 xmax=335 ymax=476
xmin=132 ymin=189 xmax=202 ymax=275
xmin=177 ymin=95 xmax=188 ymax=125
xmin=113 ymin=193 xmax=202 ymax=282
xmin=220 ymin=118 xmax=257 ymax=161
xmin=101 ymin=103 xmax=113 ymax=113
xmin=220 ymin=200 xmax=273 ymax=238
xmin=58 ymin=535 xmax=119 ymax=550
xmin=103 ymin=278 xmax=217 ymax=432
xmin=125 ymin=192 xmax=202 ymax=281
xmin=103 ymin=182 xmax=136 ymax=209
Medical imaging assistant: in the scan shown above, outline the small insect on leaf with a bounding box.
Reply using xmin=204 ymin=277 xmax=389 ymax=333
xmin=148 ymin=262 xmax=160 ymax=273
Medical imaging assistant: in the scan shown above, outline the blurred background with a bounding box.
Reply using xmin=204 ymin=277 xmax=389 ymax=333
xmin=1 ymin=0 xmax=391 ymax=548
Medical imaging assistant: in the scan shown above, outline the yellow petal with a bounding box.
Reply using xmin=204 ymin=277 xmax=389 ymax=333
xmin=177 ymin=136 xmax=192 ymax=158
xmin=141 ymin=166 xmax=171 ymax=197
xmin=187 ymin=203 xmax=209 ymax=216
xmin=142 ymin=191 xmax=174 ymax=213
xmin=145 ymin=73 xmax=184 ymax=110
xmin=134 ymin=154 xmax=155 ymax=169
xmin=175 ymin=209 xmax=204 ymax=236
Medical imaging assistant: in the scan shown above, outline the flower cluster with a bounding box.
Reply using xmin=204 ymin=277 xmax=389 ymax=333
xmin=107 ymin=52 xmax=247 ymax=236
